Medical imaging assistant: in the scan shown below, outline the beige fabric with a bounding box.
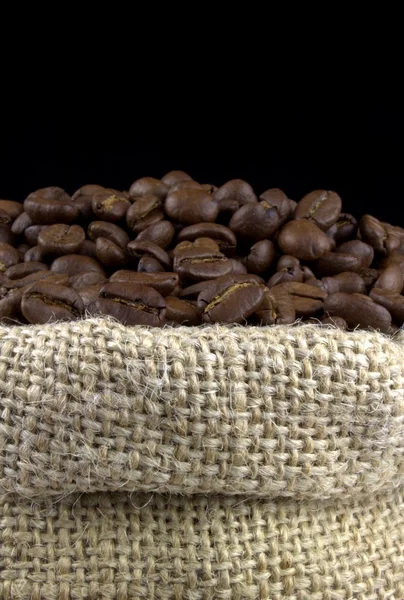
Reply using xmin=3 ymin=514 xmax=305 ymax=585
xmin=1 ymin=319 xmax=404 ymax=598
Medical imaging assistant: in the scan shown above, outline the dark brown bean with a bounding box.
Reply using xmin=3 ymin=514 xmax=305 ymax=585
xmin=69 ymin=271 xmax=107 ymax=290
xmin=21 ymin=281 xmax=84 ymax=324
xmin=92 ymin=191 xmax=130 ymax=223
xmin=359 ymin=215 xmax=401 ymax=255
xmin=90 ymin=282 xmax=166 ymax=326
xmin=0 ymin=224 xmax=17 ymax=246
xmin=88 ymin=221 xmax=130 ymax=249
xmin=38 ymin=224 xmax=85 ymax=255
xmin=126 ymin=196 xmax=164 ymax=233
xmin=0 ymin=200 xmax=24 ymax=222
xmin=271 ymin=282 xmax=327 ymax=318
xmin=4 ymin=271 xmax=69 ymax=290
xmin=0 ymin=243 xmax=21 ymax=272
xmin=294 ymin=190 xmax=342 ymax=230
xmin=135 ymin=220 xmax=175 ymax=249
xmin=24 ymin=188 xmax=79 ymax=225
xmin=138 ymin=256 xmax=164 ymax=273
xmin=165 ymin=189 xmax=219 ymax=225
xmin=197 ymin=275 xmax=264 ymax=324
xmin=127 ymin=241 xmax=171 ymax=270
xmin=71 ymin=184 xmax=104 ymax=220
xmin=254 ymin=286 xmax=296 ymax=325
xmin=243 ymin=240 xmax=276 ymax=274
xmin=129 ymin=177 xmax=169 ymax=201
xmin=0 ymin=287 xmax=25 ymax=323
xmin=109 ymin=271 xmax=179 ymax=296
xmin=173 ymin=240 xmax=232 ymax=283
xmin=51 ymin=255 xmax=106 ymax=276
xmin=77 ymin=284 xmax=104 ymax=310
xmin=176 ymin=223 xmax=237 ymax=255
xmin=373 ymin=264 xmax=404 ymax=294
xmin=314 ymin=252 xmax=363 ymax=276
xmin=229 ymin=202 xmax=280 ymax=242
xmin=161 ymin=170 xmax=193 ymax=187
xmin=336 ymin=240 xmax=374 ymax=269
xmin=326 ymin=213 xmax=358 ymax=244
xmin=24 ymin=245 xmax=47 ymax=263
xmin=78 ymin=240 xmax=98 ymax=259
xmin=11 ymin=211 xmax=34 ymax=235
xmin=5 ymin=262 xmax=48 ymax=280
xmin=213 ymin=179 xmax=257 ymax=212
xmin=320 ymin=316 xmax=348 ymax=329
xmin=164 ymin=296 xmax=201 ymax=326
xmin=95 ymin=237 xmax=128 ymax=268
xmin=277 ymin=220 xmax=331 ymax=261
xmin=331 ymin=272 xmax=367 ymax=295
xmin=24 ymin=225 xmax=49 ymax=246
xmin=259 ymin=188 xmax=292 ymax=225
xmin=359 ymin=268 xmax=380 ymax=290
xmin=324 ymin=292 xmax=391 ymax=332
xmin=369 ymin=288 xmax=404 ymax=325
xmin=229 ymin=258 xmax=248 ymax=275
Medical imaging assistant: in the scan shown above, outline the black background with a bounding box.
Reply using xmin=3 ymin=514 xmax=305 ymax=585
xmin=1 ymin=108 xmax=403 ymax=225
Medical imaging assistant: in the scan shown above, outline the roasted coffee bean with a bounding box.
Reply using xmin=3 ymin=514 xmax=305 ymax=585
xmin=92 ymin=191 xmax=130 ymax=223
xmin=95 ymin=237 xmax=128 ymax=268
xmin=11 ymin=211 xmax=34 ymax=235
xmin=373 ymin=264 xmax=404 ymax=294
xmin=0 ymin=287 xmax=25 ymax=323
xmin=78 ymin=240 xmax=98 ymax=259
xmin=173 ymin=240 xmax=232 ymax=282
xmin=69 ymin=271 xmax=107 ymax=290
xmin=336 ymin=240 xmax=374 ymax=269
xmin=229 ymin=258 xmax=248 ymax=275
xmin=369 ymin=288 xmax=404 ymax=324
xmin=126 ymin=196 xmax=164 ymax=233
xmin=267 ymin=264 xmax=303 ymax=288
xmin=271 ymin=282 xmax=327 ymax=318
xmin=259 ymin=188 xmax=292 ymax=226
xmin=294 ymin=190 xmax=342 ymax=230
xmin=0 ymin=243 xmax=20 ymax=272
xmin=21 ymin=281 xmax=84 ymax=324
xmin=135 ymin=220 xmax=175 ymax=249
xmin=243 ymin=240 xmax=276 ymax=274
xmin=4 ymin=271 xmax=69 ymax=290
xmin=161 ymin=170 xmax=193 ymax=187
xmin=179 ymin=280 xmax=212 ymax=301
xmin=51 ymin=255 xmax=106 ymax=276
xmin=38 ymin=224 xmax=85 ymax=256
xmin=320 ymin=316 xmax=348 ymax=329
xmin=24 ymin=225 xmax=49 ymax=246
xmin=138 ymin=256 xmax=164 ymax=273
xmin=129 ymin=177 xmax=169 ymax=201
xmin=301 ymin=266 xmax=316 ymax=282
xmin=24 ymin=245 xmax=47 ymax=263
xmin=24 ymin=188 xmax=79 ymax=225
xmin=110 ymin=270 xmax=179 ymax=296
xmin=379 ymin=253 xmax=404 ymax=274
xmin=254 ymin=286 xmax=296 ymax=325
xmin=0 ymin=200 xmax=23 ymax=222
xmin=213 ymin=179 xmax=257 ymax=211
xmin=311 ymin=277 xmax=340 ymax=295
xmin=324 ymin=292 xmax=391 ymax=333
xmin=359 ymin=215 xmax=401 ymax=255
xmin=90 ymin=282 xmax=166 ymax=326
xmin=197 ymin=275 xmax=264 ymax=324
xmin=169 ymin=180 xmax=208 ymax=193
xmin=165 ymin=189 xmax=219 ymax=224
xmin=17 ymin=244 xmax=30 ymax=256
xmin=164 ymin=296 xmax=201 ymax=326
xmin=71 ymin=184 xmax=104 ymax=220
xmin=176 ymin=223 xmax=237 ymax=255
xmin=277 ymin=220 xmax=331 ymax=260
xmin=331 ymin=272 xmax=366 ymax=295
xmin=127 ymin=241 xmax=171 ymax=270
xmin=5 ymin=262 xmax=48 ymax=280
xmin=314 ymin=251 xmax=363 ymax=276
xmin=0 ymin=224 xmax=17 ymax=246
xmin=326 ymin=213 xmax=358 ymax=244
xmin=359 ymin=267 xmax=380 ymax=290
xmin=88 ymin=221 xmax=130 ymax=249
xmin=77 ymin=284 xmax=104 ymax=310
xmin=229 ymin=201 xmax=280 ymax=242
xmin=0 ymin=209 xmax=12 ymax=225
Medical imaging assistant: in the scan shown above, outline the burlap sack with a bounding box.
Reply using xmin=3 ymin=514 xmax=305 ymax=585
xmin=1 ymin=318 xmax=404 ymax=599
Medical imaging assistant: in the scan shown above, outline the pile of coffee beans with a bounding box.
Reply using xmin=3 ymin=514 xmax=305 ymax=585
xmin=1 ymin=172 xmax=404 ymax=333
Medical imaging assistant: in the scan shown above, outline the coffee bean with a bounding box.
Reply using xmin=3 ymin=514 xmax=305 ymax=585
xmin=90 ymin=282 xmax=166 ymax=326
xmin=320 ymin=316 xmax=348 ymax=329
xmin=24 ymin=225 xmax=49 ymax=246
xmin=129 ymin=177 xmax=169 ymax=201
xmin=77 ymin=284 xmax=104 ymax=310
xmin=0 ymin=200 xmax=24 ymax=222
xmin=71 ymin=184 xmax=104 ymax=220
xmin=165 ymin=189 xmax=219 ymax=224
xmin=229 ymin=202 xmax=280 ymax=242
xmin=78 ymin=240 xmax=98 ymax=259
xmin=359 ymin=215 xmax=401 ymax=255
xmin=135 ymin=220 xmax=175 ymax=249
xmin=326 ymin=213 xmax=358 ymax=244
xmin=324 ymin=292 xmax=391 ymax=333
xmin=179 ymin=280 xmax=212 ymax=301
xmin=0 ymin=287 xmax=25 ymax=323
xmin=21 ymin=281 xmax=83 ymax=324
xmin=92 ymin=191 xmax=130 ymax=223
xmin=213 ymin=179 xmax=257 ymax=211
xmin=336 ymin=240 xmax=374 ymax=269
xmin=197 ymin=275 xmax=264 ymax=324
xmin=5 ymin=262 xmax=48 ymax=280
xmin=294 ymin=190 xmax=342 ymax=230
xmin=4 ymin=270 xmax=69 ymax=290
xmin=69 ymin=271 xmax=107 ymax=290
xmin=51 ymin=255 xmax=106 ymax=276
xmin=0 ymin=224 xmax=17 ymax=246
xmin=277 ymin=220 xmax=331 ymax=260
xmin=173 ymin=240 xmax=232 ymax=282
xmin=267 ymin=257 xmax=304 ymax=287
xmin=176 ymin=223 xmax=237 ymax=255
xmin=24 ymin=245 xmax=47 ymax=263
xmin=95 ymin=237 xmax=128 ymax=268
xmin=110 ymin=270 xmax=179 ymax=296
xmin=259 ymin=188 xmax=292 ymax=225
xmin=359 ymin=267 xmax=380 ymax=291
xmin=127 ymin=241 xmax=171 ymax=270
xmin=243 ymin=240 xmax=276 ymax=274
xmin=24 ymin=188 xmax=79 ymax=225
xmin=38 ymin=224 xmax=85 ymax=256
xmin=331 ymin=272 xmax=366 ymax=294
xmin=254 ymin=286 xmax=296 ymax=325
xmin=169 ymin=180 xmax=208 ymax=193
xmin=373 ymin=264 xmax=404 ymax=294
xmin=161 ymin=170 xmax=193 ymax=187
xmin=0 ymin=243 xmax=20 ymax=272
xmin=11 ymin=211 xmax=34 ymax=235
xmin=88 ymin=221 xmax=130 ymax=249
xmin=138 ymin=256 xmax=164 ymax=273
xmin=369 ymin=288 xmax=404 ymax=324
xmin=314 ymin=251 xmax=363 ymax=276
xmin=229 ymin=258 xmax=248 ymax=275
xmin=271 ymin=282 xmax=327 ymax=318
xmin=126 ymin=196 xmax=164 ymax=233
xmin=164 ymin=296 xmax=201 ymax=326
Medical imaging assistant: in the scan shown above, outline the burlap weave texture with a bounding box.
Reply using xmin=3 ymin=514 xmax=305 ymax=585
xmin=1 ymin=319 xmax=404 ymax=599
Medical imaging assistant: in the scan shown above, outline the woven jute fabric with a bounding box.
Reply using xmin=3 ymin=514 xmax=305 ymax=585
xmin=1 ymin=318 xmax=404 ymax=599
